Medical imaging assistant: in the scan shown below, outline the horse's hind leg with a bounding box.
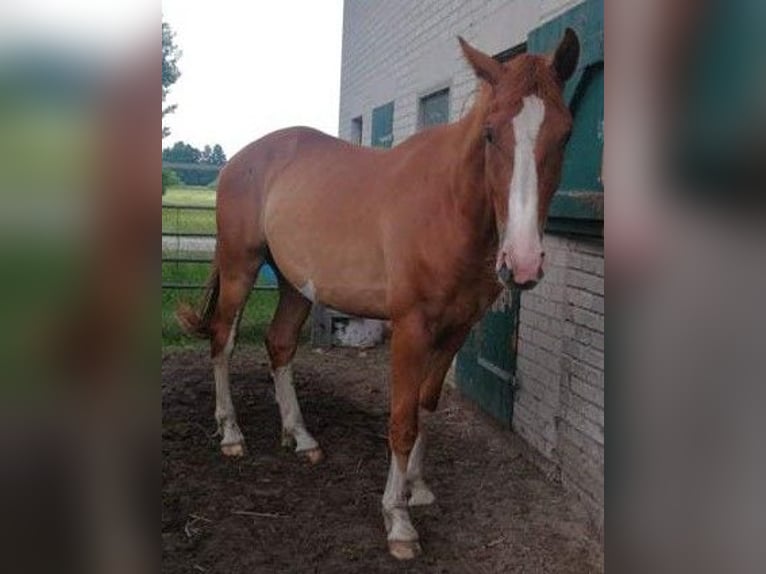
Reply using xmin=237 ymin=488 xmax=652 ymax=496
xmin=210 ymin=268 xmax=257 ymax=456
xmin=265 ymin=278 xmax=322 ymax=464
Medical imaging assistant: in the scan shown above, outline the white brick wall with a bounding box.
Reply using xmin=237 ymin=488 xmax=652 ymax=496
xmin=514 ymin=235 xmax=604 ymax=528
xmin=339 ymin=0 xmax=602 ymax=529
xmin=340 ymin=0 xmax=584 ymax=145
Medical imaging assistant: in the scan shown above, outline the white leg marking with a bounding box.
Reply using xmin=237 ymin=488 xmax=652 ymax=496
xmin=382 ymin=454 xmax=419 ymax=545
xmin=298 ymin=279 xmax=316 ymax=303
xmin=273 ymin=363 xmax=319 ymax=453
xmin=501 ymin=95 xmax=546 ymax=264
xmin=406 ymin=433 xmax=435 ymax=506
xmin=214 ymin=313 xmax=245 ymax=455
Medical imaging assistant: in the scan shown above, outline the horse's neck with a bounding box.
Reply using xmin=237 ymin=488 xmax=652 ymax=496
xmin=440 ymin=98 xmax=498 ymax=247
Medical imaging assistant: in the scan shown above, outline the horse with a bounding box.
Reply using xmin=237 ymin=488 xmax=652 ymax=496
xmin=178 ymin=29 xmax=580 ymax=560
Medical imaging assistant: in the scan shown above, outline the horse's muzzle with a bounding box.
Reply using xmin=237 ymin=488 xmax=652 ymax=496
xmin=496 ymin=243 xmax=544 ymax=290
xmin=497 ymin=263 xmax=540 ymax=291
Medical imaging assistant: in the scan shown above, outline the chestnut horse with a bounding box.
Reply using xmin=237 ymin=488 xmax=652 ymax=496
xmin=179 ymin=30 xmax=580 ymax=559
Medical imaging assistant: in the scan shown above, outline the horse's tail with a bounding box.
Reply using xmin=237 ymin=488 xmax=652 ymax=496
xmin=176 ymin=262 xmax=220 ymax=339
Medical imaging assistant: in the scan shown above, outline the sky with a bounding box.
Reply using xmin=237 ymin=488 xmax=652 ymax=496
xmin=162 ymin=1 xmax=344 ymax=158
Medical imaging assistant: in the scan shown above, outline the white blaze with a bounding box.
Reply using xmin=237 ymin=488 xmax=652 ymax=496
xmin=504 ymin=95 xmax=545 ymax=259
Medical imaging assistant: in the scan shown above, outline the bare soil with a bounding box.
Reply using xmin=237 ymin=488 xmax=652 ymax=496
xmin=162 ymin=344 xmax=603 ymax=573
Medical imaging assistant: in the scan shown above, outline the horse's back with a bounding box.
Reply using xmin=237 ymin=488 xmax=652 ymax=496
xmin=215 ymin=127 xmax=357 ymax=246
xmin=233 ymin=128 xmax=391 ymax=316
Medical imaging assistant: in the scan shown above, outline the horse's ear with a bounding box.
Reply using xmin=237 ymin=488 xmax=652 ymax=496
xmin=549 ymin=28 xmax=580 ymax=84
xmin=459 ymin=36 xmax=503 ymax=86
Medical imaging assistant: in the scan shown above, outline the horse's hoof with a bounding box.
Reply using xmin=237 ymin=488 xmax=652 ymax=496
xmin=388 ymin=539 xmax=421 ymax=560
xmin=301 ymin=447 xmax=324 ymax=464
xmin=221 ymin=442 xmax=245 ymax=457
xmin=408 ymin=487 xmax=436 ymax=507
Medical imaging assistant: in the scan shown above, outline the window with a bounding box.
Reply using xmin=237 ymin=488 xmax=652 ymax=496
xmin=418 ymin=88 xmax=450 ymax=130
xmin=371 ymin=101 xmax=394 ymax=148
xmin=350 ymin=116 xmax=363 ymax=145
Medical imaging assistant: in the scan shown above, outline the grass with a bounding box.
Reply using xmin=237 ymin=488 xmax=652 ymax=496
xmin=162 ymin=186 xmax=217 ymax=235
xmin=163 ymin=186 xmax=217 ymax=206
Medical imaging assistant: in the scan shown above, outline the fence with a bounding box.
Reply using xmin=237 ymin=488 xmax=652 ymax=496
xmin=162 ymin=200 xmax=279 ymax=345
xmin=161 ymin=203 xmax=277 ymax=291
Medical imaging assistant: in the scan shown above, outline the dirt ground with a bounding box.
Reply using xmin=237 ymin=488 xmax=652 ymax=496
xmin=162 ymin=343 xmax=603 ymax=573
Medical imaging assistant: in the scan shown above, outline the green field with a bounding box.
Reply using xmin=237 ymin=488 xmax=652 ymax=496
xmin=162 ymin=185 xmax=281 ymax=348
xmin=162 ymin=186 xmax=217 ymax=235
xmin=163 ymin=186 xmax=217 ymax=206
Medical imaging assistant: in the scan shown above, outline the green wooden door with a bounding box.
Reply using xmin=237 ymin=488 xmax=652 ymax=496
xmin=456 ymin=290 xmax=520 ymax=427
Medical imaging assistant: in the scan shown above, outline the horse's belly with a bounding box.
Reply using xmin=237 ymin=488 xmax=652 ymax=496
xmin=264 ymin=198 xmax=389 ymax=318
xmin=274 ymin=248 xmax=389 ymax=318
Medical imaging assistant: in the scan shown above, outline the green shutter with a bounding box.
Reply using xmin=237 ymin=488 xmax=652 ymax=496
xmin=528 ymin=0 xmax=604 ymax=233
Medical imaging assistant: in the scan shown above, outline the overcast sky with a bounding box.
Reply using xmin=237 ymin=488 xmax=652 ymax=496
xmin=162 ymin=1 xmax=344 ymax=157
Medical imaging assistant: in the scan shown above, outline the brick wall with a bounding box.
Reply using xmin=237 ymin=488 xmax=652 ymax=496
xmin=340 ymin=0 xmax=548 ymax=145
xmin=514 ymin=235 xmax=604 ymax=529
xmin=339 ymin=0 xmax=602 ymax=529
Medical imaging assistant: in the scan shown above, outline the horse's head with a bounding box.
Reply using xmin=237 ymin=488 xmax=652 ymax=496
xmin=459 ymin=30 xmax=580 ymax=289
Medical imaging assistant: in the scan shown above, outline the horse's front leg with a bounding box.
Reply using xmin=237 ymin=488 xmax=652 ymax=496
xmin=406 ymin=324 xmax=472 ymax=507
xmin=383 ymin=312 xmax=433 ymax=560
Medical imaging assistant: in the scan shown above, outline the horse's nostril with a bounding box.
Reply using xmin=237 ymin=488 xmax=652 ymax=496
xmin=540 ymin=251 xmax=546 ymax=259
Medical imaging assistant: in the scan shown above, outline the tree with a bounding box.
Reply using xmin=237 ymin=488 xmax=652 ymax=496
xmin=162 ymin=21 xmax=181 ymax=139
xmin=162 ymin=168 xmax=181 ymax=194
xmin=162 ymin=141 xmax=201 ymax=164
xmin=162 ymin=140 xmax=226 ymax=186
xmin=200 ymin=144 xmax=213 ymax=164
xmin=210 ymin=144 xmax=227 ymax=166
